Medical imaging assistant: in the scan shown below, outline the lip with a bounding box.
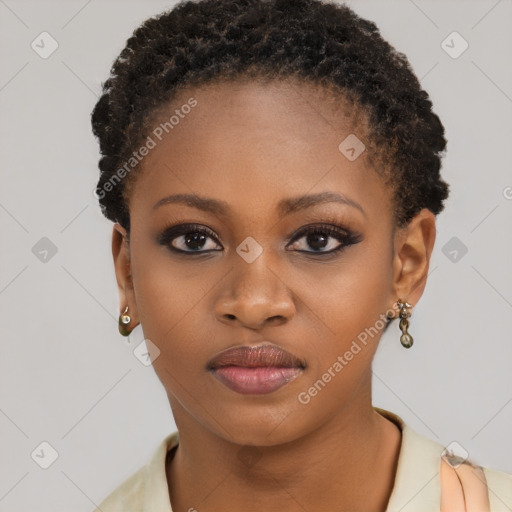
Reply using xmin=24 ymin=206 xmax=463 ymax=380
xmin=207 ymin=344 xmax=306 ymax=395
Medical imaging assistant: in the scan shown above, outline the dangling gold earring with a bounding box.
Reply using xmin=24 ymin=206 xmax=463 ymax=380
xmin=118 ymin=305 xmax=132 ymax=337
xmin=397 ymin=298 xmax=413 ymax=348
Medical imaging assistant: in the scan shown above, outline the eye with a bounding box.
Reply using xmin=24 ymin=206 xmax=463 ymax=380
xmin=157 ymin=220 xmax=362 ymax=256
xmin=157 ymin=223 xmax=222 ymax=254
xmin=286 ymin=223 xmax=362 ymax=255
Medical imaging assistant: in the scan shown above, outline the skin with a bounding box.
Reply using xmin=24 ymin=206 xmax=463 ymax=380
xmin=111 ymin=78 xmax=436 ymax=511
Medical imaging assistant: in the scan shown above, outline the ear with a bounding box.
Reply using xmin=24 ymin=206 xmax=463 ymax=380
xmin=112 ymin=223 xmax=138 ymax=326
xmin=389 ymin=208 xmax=437 ymax=314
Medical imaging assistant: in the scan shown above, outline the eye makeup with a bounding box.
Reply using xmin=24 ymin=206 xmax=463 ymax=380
xmin=155 ymin=213 xmax=363 ymax=258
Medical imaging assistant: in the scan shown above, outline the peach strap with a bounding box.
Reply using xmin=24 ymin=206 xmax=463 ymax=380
xmin=440 ymin=456 xmax=491 ymax=512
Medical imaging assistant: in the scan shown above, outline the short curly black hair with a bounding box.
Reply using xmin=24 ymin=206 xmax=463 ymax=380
xmin=91 ymin=0 xmax=449 ymax=235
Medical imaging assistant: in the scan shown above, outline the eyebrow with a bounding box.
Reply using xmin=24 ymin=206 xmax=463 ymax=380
xmin=153 ymin=191 xmax=366 ymax=217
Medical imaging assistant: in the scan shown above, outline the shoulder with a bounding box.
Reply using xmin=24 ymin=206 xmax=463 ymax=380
xmin=482 ymin=465 xmax=512 ymax=511
xmin=374 ymin=407 xmax=512 ymax=511
xmin=91 ymin=464 xmax=146 ymax=512
xmin=90 ymin=431 xmax=179 ymax=512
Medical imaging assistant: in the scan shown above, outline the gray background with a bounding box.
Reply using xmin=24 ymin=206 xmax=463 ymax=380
xmin=1 ymin=0 xmax=511 ymax=510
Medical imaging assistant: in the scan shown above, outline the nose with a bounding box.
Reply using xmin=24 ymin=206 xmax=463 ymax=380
xmin=213 ymin=255 xmax=296 ymax=330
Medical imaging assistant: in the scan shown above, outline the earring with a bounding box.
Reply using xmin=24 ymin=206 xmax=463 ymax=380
xmin=397 ymin=299 xmax=413 ymax=348
xmin=118 ymin=305 xmax=132 ymax=337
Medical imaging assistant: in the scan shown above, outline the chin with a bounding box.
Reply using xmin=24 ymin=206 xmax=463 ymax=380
xmin=208 ymin=401 xmax=315 ymax=447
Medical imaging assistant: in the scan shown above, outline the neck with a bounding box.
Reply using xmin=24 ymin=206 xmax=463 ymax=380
xmin=166 ymin=386 xmax=402 ymax=512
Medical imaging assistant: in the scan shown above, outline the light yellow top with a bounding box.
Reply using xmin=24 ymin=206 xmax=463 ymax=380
xmin=92 ymin=407 xmax=512 ymax=512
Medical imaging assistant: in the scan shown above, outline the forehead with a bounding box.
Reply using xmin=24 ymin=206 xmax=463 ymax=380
xmin=128 ymin=78 xmax=391 ymax=223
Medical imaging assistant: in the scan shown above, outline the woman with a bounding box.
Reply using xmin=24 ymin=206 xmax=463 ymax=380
xmin=90 ymin=0 xmax=512 ymax=510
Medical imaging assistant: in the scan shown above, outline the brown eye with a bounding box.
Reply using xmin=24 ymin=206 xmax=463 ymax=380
xmin=287 ymin=224 xmax=362 ymax=255
xmin=158 ymin=224 xmax=222 ymax=253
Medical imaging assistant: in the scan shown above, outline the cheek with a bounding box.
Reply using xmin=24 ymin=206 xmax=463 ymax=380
xmin=291 ymin=255 xmax=392 ymax=427
xmin=295 ymin=243 xmax=393 ymax=386
xmin=129 ymin=247 xmax=223 ymax=377
xmin=132 ymin=230 xmax=393 ymax=352
xmin=129 ymin=226 xmax=394 ymax=411
xmin=299 ymin=243 xmax=392 ymax=332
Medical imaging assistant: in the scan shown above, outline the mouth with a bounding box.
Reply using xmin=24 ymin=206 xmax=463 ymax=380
xmin=206 ymin=343 xmax=306 ymax=395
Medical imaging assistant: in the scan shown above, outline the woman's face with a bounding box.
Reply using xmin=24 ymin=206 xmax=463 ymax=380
xmin=112 ymin=78 xmax=434 ymax=446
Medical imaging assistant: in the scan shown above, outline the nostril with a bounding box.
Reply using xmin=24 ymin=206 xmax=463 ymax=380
xmin=268 ymin=315 xmax=286 ymax=326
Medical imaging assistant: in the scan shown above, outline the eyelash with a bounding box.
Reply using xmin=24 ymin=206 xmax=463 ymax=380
xmin=157 ymin=217 xmax=362 ymax=257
